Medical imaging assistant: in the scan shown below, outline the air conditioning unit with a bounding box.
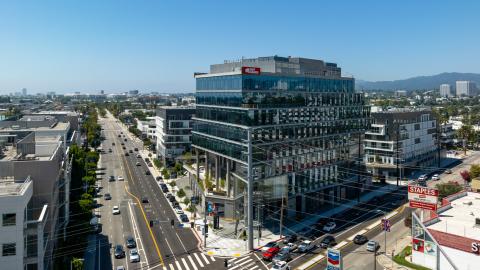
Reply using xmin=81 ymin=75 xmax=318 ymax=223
xmin=476 ymin=218 xmax=480 ymax=226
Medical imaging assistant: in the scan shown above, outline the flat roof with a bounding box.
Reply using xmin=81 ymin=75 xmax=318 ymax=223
xmin=0 ymin=122 xmax=69 ymax=132
xmin=0 ymin=177 xmax=31 ymax=197
xmin=427 ymin=192 xmax=480 ymax=239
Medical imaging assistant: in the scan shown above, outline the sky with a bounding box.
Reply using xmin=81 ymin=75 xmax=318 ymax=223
xmin=0 ymin=0 xmax=479 ymax=94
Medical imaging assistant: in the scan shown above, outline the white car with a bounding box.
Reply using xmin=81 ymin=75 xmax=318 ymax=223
xmin=297 ymin=240 xmax=315 ymax=253
xmin=322 ymin=222 xmax=336 ymax=232
xmin=112 ymin=206 xmax=120 ymax=215
xmin=432 ymin=174 xmax=440 ymax=181
xmin=129 ymin=249 xmax=140 ymax=263
xmin=366 ymin=240 xmax=378 ymax=252
xmin=281 ymin=243 xmax=297 ymax=252
xmin=270 ymin=261 xmax=291 ymax=270
xmin=175 ymin=208 xmax=184 ymax=214
xmin=118 ymin=176 xmax=124 ymax=181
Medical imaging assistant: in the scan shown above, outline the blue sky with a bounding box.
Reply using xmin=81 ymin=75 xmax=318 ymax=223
xmin=0 ymin=0 xmax=479 ymax=94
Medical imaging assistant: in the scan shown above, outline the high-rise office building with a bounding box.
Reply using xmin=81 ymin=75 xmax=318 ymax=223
xmin=21 ymin=88 xmax=27 ymax=96
xmin=440 ymin=84 xmax=453 ymax=97
xmin=190 ymin=56 xmax=370 ymax=242
xmin=456 ymin=81 xmax=477 ymax=97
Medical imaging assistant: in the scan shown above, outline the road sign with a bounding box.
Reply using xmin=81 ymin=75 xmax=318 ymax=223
xmin=326 ymin=248 xmax=342 ymax=270
xmin=408 ymin=185 xmax=438 ymax=211
xmin=381 ymin=218 xmax=391 ymax=232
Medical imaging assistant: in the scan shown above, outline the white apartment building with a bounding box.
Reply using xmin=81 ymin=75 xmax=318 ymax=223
xmin=136 ymin=117 xmax=156 ymax=139
xmin=440 ymin=84 xmax=453 ymax=98
xmin=364 ymin=108 xmax=439 ymax=181
xmin=155 ymin=106 xmax=195 ymax=165
xmin=456 ymin=81 xmax=478 ymax=97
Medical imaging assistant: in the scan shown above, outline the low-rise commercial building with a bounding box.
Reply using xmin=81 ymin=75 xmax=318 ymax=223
xmin=440 ymin=123 xmax=455 ymax=147
xmin=136 ymin=117 xmax=156 ymax=139
xmin=364 ymin=108 xmax=439 ymax=181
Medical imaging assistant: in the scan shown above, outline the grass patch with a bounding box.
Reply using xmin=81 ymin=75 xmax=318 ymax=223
xmin=393 ymin=246 xmax=431 ymax=270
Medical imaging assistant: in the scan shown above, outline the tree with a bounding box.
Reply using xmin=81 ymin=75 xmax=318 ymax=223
xmin=470 ymin=164 xmax=480 ymax=178
xmin=460 ymin=170 xmax=472 ymax=188
xmin=174 ymin=162 xmax=183 ymax=173
xmin=177 ymin=188 xmax=186 ymax=198
xmin=169 ymin=181 xmax=176 ymax=188
xmin=71 ymin=258 xmax=84 ymax=270
xmin=436 ymin=181 xmax=463 ymax=200
xmin=457 ymin=125 xmax=475 ymax=155
xmin=183 ymin=197 xmax=190 ymax=205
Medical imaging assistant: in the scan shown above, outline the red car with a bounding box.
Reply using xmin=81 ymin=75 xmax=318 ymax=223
xmin=262 ymin=246 xmax=280 ymax=261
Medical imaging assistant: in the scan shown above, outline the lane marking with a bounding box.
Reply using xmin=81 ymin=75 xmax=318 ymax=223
xmin=169 ymin=263 xmax=175 ymax=270
xmin=193 ymin=253 xmax=204 ymax=268
xmin=347 ymin=229 xmax=367 ymax=241
xmin=181 ymin=258 xmax=190 ymax=270
xmin=175 ymin=260 xmax=183 ymax=270
xmin=187 ymin=255 xmax=199 ymax=270
xmin=200 ymin=252 xmax=210 ymax=265
xmin=229 ymin=258 xmax=254 ymax=270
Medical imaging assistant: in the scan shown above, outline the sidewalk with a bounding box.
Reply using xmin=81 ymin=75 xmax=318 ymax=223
xmin=377 ymin=235 xmax=413 ymax=270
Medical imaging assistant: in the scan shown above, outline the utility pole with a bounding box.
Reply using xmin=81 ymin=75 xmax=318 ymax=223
xmin=279 ymin=196 xmax=285 ymax=239
xmin=396 ymin=123 xmax=400 ymax=186
xmin=357 ymin=133 xmax=361 ymax=202
xmin=204 ymin=200 xmax=208 ymax=248
xmin=247 ymin=129 xmax=254 ymax=251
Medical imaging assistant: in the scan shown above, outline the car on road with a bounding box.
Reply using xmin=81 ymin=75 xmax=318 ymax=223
xmin=320 ymin=235 xmax=336 ymax=248
xmin=179 ymin=214 xmax=189 ymax=223
xmin=322 ymin=221 xmax=336 ymax=232
xmin=432 ymin=174 xmax=440 ymax=181
xmin=104 ymin=193 xmax=112 ymax=200
xmin=123 ymin=146 xmax=127 ymax=150
xmin=160 ymin=184 xmax=169 ymax=193
xmin=353 ymin=234 xmax=368 ymax=245
xmin=445 ymin=169 xmax=452 ymax=174
xmin=125 ymin=152 xmax=129 ymax=156
xmin=261 ymin=242 xmax=279 ymax=252
xmin=124 ymin=138 xmax=127 ymax=142
xmin=298 ymin=240 xmax=315 ymax=253
xmin=118 ymin=135 xmax=121 ymax=138
xmin=116 ymin=266 xmax=125 ymax=270
xmin=129 ymin=149 xmax=133 ymax=153
xmin=142 ymin=197 xmax=149 ymax=203
xmin=129 ymin=249 xmax=140 ymax=263
xmin=281 ymin=243 xmax=297 ymax=253
xmin=175 ymin=208 xmax=184 ymax=214
xmin=366 ymin=240 xmax=379 ymax=252
xmin=109 ymin=175 xmax=115 ymax=182
xmin=126 ymin=236 xmax=136 ymax=248
xmin=262 ymin=246 xmax=280 ymax=261
xmin=118 ymin=176 xmax=124 ymax=181
xmin=270 ymin=261 xmax=291 ymax=270
xmin=272 ymin=250 xmax=291 ymax=263
xmin=283 ymin=234 xmax=297 ymax=244
xmin=136 ymin=162 xmax=141 ymax=166
xmin=109 ymin=148 xmax=112 ymax=152
xmin=145 ymin=170 xmax=151 ymax=175
xmin=121 ymin=142 xmax=124 ymax=145
xmin=112 ymin=206 xmax=120 ymax=215
xmin=137 ymin=154 xmax=141 ymax=158
xmin=134 ymin=148 xmax=138 ymax=151
xmin=114 ymin=245 xmax=125 ymax=258
xmin=112 ymin=142 xmax=116 ymax=145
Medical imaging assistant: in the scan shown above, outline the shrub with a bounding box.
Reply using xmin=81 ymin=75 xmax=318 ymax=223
xmin=177 ymin=188 xmax=186 ymax=198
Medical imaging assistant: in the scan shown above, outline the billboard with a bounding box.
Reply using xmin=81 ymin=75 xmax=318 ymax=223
xmin=241 ymin=66 xmax=261 ymax=75
xmin=326 ymin=248 xmax=342 ymax=270
xmin=408 ymin=185 xmax=438 ymax=211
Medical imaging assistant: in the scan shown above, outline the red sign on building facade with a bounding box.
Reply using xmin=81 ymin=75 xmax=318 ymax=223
xmin=241 ymin=66 xmax=261 ymax=75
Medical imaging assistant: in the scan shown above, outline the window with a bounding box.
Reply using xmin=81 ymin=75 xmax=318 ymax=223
xmin=414 ymin=124 xmax=420 ymax=130
xmin=2 ymin=243 xmax=16 ymax=256
xmin=415 ymin=138 xmax=421 ymax=144
xmin=2 ymin=213 xmax=16 ymax=226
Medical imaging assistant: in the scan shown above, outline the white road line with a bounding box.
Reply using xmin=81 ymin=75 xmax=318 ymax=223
xmin=209 ymin=255 xmax=215 ymax=262
xmin=200 ymin=253 xmax=210 ymax=264
xmin=230 ymin=256 xmax=249 ymax=264
xmin=187 ymin=255 xmax=198 ymax=270
xmin=253 ymin=252 xmax=268 ymax=269
xmin=128 ymin=200 xmax=149 ymax=268
xmin=181 ymin=258 xmax=190 ymax=270
xmin=164 ymin=237 xmax=176 ymax=259
xmin=175 ymin=232 xmax=189 ymax=254
xmin=229 ymin=258 xmax=253 ymax=270
xmin=175 ymin=260 xmax=183 ymax=270
xmin=169 ymin=263 xmax=175 ymax=270
xmin=193 ymin=253 xmax=204 ymax=268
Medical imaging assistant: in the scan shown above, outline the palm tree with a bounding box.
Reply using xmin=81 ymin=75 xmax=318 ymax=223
xmin=457 ymin=125 xmax=475 ymax=155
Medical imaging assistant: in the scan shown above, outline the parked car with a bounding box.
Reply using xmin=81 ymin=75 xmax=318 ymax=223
xmin=262 ymin=246 xmax=280 ymax=261
xmin=129 ymin=249 xmax=140 ymax=262
xmin=261 ymin=242 xmax=279 ymax=252
xmin=281 ymin=243 xmax=297 ymax=253
xmin=283 ymin=235 xmax=297 ymax=244
xmin=270 ymin=261 xmax=291 ymax=270
xmin=116 ymin=266 xmax=125 ymax=270
xmin=112 ymin=206 xmax=120 ymax=215
xmin=129 ymin=149 xmax=133 ymax=153
xmin=175 ymin=208 xmax=184 ymax=214
xmin=353 ymin=234 xmax=368 ymax=245
xmin=432 ymin=174 xmax=440 ymax=181
xmin=126 ymin=236 xmax=136 ymax=248
xmin=137 ymin=154 xmax=141 ymax=158
xmin=322 ymin=222 xmax=336 ymax=232
xmin=147 ymin=163 xmax=153 ymax=167
xmin=298 ymin=240 xmax=315 ymax=253
xmin=320 ymin=235 xmax=336 ymax=248
xmin=180 ymin=214 xmax=189 ymax=223
xmin=156 ymin=176 xmax=163 ymax=181
xmin=145 ymin=158 xmax=150 ymax=163
xmin=272 ymin=250 xmax=291 ymax=263
xmin=366 ymin=240 xmax=379 ymax=252
xmin=145 ymin=170 xmax=151 ymax=175
xmin=104 ymin=193 xmax=112 ymax=200
xmin=109 ymin=148 xmax=112 ymax=152
xmin=418 ymin=174 xmax=428 ymax=182
xmin=142 ymin=197 xmax=149 ymax=203
xmin=136 ymin=162 xmax=141 ymax=166
xmin=134 ymin=148 xmax=138 ymax=151
xmin=445 ymin=169 xmax=452 ymax=174
xmin=125 ymin=152 xmax=129 ymax=156
xmin=109 ymin=175 xmax=115 ymax=182
xmin=118 ymin=176 xmax=124 ymax=181
xmin=114 ymin=245 xmax=125 ymax=258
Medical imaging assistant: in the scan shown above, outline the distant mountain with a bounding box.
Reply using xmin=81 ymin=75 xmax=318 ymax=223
xmin=356 ymin=72 xmax=480 ymax=91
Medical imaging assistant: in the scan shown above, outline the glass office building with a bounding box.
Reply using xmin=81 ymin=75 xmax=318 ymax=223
xmin=191 ymin=56 xmax=370 ymax=225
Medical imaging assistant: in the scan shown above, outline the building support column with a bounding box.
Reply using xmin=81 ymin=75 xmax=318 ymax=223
xmin=247 ymin=129 xmax=254 ymax=251
xmin=215 ymin=156 xmax=220 ymax=191
xmin=226 ymin=160 xmax=230 ymax=197
xmin=204 ymin=152 xmax=209 ymax=191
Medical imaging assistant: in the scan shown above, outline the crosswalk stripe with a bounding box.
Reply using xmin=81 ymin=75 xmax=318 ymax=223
xmin=250 ymin=266 xmax=259 ymax=270
xmin=175 ymin=260 xmax=183 ymax=270
xmin=229 ymin=258 xmax=254 ymax=270
xmin=181 ymin=258 xmax=190 ymax=270
xmin=187 ymin=255 xmax=199 ymax=270
xmin=193 ymin=253 xmax=204 ymax=268
xmin=200 ymin=253 xmax=210 ymax=264
xmin=169 ymin=263 xmax=175 ymax=270
xmin=231 ymin=256 xmax=250 ymax=264
xmin=209 ymin=255 xmax=216 ymax=262
xmin=163 ymin=267 xmax=168 ymax=270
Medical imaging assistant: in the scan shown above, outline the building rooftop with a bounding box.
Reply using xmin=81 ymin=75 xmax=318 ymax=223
xmin=0 ymin=121 xmax=69 ymax=132
xmin=0 ymin=177 xmax=31 ymax=197
xmin=427 ymin=192 xmax=480 ymax=240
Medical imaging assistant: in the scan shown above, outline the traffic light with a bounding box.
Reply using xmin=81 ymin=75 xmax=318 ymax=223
xmin=204 ymin=225 xmax=208 ymax=234
xmin=149 ymin=220 xmax=153 ymax=227
xmin=170 ymin=219 xmax=174 ymax=227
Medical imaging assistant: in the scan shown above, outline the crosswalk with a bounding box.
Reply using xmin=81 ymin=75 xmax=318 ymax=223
xmin=226 ymin=256 xmax=260 ymax=270
xmin=162 ymin=252 xmax=216 ymax=270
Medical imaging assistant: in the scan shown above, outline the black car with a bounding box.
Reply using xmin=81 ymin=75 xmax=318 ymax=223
xmin=156 ymin=176 xmax=163 ymax=181
xmin=134 ymin=148 xmax=138 ymax=151
xmin=109 ymin=175 xmax=115 ymax=182
xmin=122 ymin=146 xmax=126 ymax=150
xmin=142 ymin=197 xmax=149 ymax=203
xmin=114 ymin=245 xmax=125 ymax=258
xmin=124 ymin=138 xmax=127 ymax=142
xmin=145 ymin=158 xmax=150 ymax=163
xmin=166 ymin=193 xmax=173 ymax=199
xmin=121 ymin=142 xmax=124 ymax=145
xmin=112 ymin=142 xmax=115 ymax=145
xmin=129 ymin=149 xmax=133 ymax=153
xmin=283 ymin=234 xmax=298 ymax=244
xmin=320 ymin=235 xmax=336 ymax=248
xmin=172 ymin=201 xmax=179 ymax=208
xmin=126 ymin=236 xmax=136 ymax=248
xmin=161 ymin=186 xmax=169 ymax=193
xmin=169 ymin=196 xmax=176 ymax=202
xmin=125 ymin=152 xmax=129 ymax=156
xmin=145 ymin=170 xmax=151 ymax=175
xmin=118 ymin=135 xmax=121 ymax=138
xmin=353 ymin=234 xmax=368 ymax=245
xmin=179 ymin=214 xmax=189 ymax=223
xmin=104 ymin=193 xmax=112 ymax=200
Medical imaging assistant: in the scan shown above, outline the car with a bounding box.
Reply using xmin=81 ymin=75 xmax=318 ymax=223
xmin=137 ymin=154 xmax=141 ymax=158
xmin=445 ymin=169 xmax=453 ymax=174
xmin=136 ymin=162 xmax=141 ymax=166
xmin=175 ymin=208 xmax=184 ymax=214
xmin=134 ymin=148 xmax=138 ymax=151
xmin=432 ymin=174 xmax=440 ymax=181
xmin=261 ymin=242 xmax=279 ymax=252
xmin=262 ymin=246 xmax=280 ymax=261
xmin=118 ymin=135 xmax=121 ymax=138
xmin=366 ymin=240 xmax=379 ymax=252
xmin=116 ymin=266 xmax=125 ymax=270
xmin=172 ymin=201 xmax=179 ymax=208
xmin=156 ymin=176 xmax=163 ymax=181
xmin=109 ymin=148 xmax=112 ymax=152
xmin=353 ymin=234 xmax=368 ymax=245
xmin=270 ymin=261 xmax=291 ymax=270
xmin=320 ymin=235 xmax=336 ymax=248
xmin=145 ymin=170 xmax=151 ymax=175
xmin=112 ymin=142 xmax=116 ymax=145
xmin=123 ymin=146 xmax=127 ymax=150
xmin=129 ymin=149 xmax=133 ymax=153
xmin=124 ymin=138 xmax=127 ymax=142
xmin=283 ymin=234 xmax=297 ymax=244
xmin=104 ymin=193 xmax=112 ymax=200
xmin=118 ymin=176 xmax=124 ymax=181
xmin=121 ymin=142 xmax=124 ymax=145
xmin=125 ymin=152 xmax=129 ymax=156
xmin=179 ymin=214 xmax=190 ymax=223
xmin=114 ymin=244 xmax=125 ymax=258
xmin=161 ymin=186 xmax=169 ymax=193
xmin=322 ymin=221 xmax=336 ymax=232
xmin=169 ymin=196 xmax=176 ymax=202
xmin=418 ymin=174 xmax=428 ymax=182
xmin=129 ymin=249 xmax=140 ymax=263
xmin=112 ymin=206 xmax=120 ymax=215
xmin=272 ymin=250 xmax=291 ymax=263
xmin=121 ymin=132 xmax=123 ymax=134
xmin=142 ymin=197 xmax=149 ymax=203
xmin=281 ymin=243 xmax=297 ymax=253
xmin=126 ymin=236 xmax=136 ymax=248
xmin=298 ymin=240 xmax=315 ymax=253
xmin=148 ymin=163 xmax=153 ymax=167
xmin=109 ymin=175 xmax=115 ymax=182
xmin=145 ymin=158 xmax=150 ymax=163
